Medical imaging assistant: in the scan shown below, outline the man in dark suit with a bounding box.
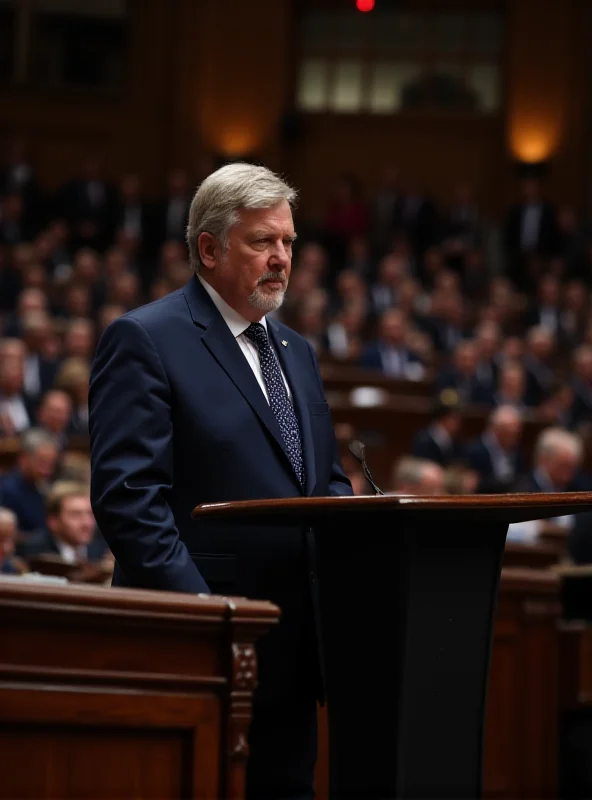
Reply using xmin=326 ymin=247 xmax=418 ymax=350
xmin=359 ymin=308 xmax=425 ymax=380
xmin=437 ymin=340 xmax=492 ymax=406
xmin=411 ymin=389 xmax=463 ymax=467
xmin=571 ymin=345 xmax=592 ymax=427
xmin=523 ymin=326 xmax=556 ymax=407
xmin=464 ymin=405 xmax=526 ymax=493
xmin=504 ymin=178 xmax=558 ymax=289
xmin=514 ymin=427 xmax=583 ymax=494
xmin=89 ymin=163 xmax=353 ymax=800
xmin=23 ymin=480 xmax=108 ymax=563
xmin=0 ymin=428 xmax=59 ymax=540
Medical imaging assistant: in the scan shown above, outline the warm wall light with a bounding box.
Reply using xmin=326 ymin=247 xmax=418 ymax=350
xmin=509 ymin=119 xmax=559 ymax=163
xmin=216 ymin=127 xmax=261 ymax=158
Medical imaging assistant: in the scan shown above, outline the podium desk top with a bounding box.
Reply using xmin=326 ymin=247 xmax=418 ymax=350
xmin=192 ymin=491 xmax=592 ymax=525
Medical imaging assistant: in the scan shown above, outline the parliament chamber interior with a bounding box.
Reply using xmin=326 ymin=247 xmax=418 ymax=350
xmin=2 ymin=0 xmax=592 ymax=797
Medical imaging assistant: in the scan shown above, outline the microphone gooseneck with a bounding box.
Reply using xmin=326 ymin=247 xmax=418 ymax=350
xmin=348 ymin=439 xmax=385 ymax=496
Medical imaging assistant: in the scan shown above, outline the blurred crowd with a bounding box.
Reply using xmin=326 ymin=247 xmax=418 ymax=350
xmin=2 ymin=139 xmax=592 ymax=576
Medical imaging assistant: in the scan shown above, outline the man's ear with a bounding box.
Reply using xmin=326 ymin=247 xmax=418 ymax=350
xmin=197 ymin=232 xmax=218 ymax=271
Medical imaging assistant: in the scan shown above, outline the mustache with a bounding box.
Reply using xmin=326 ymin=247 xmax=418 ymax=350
xmin=257 ymin=272 xmax=287 ymax=286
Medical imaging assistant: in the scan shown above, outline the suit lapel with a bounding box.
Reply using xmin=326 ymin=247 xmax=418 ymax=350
xmin=183 ymin=278 xmax=300 ymax=486
xmin=268 ymin=321 xmax=317 ymax=496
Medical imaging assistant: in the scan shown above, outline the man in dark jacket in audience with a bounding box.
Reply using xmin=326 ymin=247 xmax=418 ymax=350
xmin=412 ymin=389 xmax=464 ymax=467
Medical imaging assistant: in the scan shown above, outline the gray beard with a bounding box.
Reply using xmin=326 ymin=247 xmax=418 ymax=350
xmin=247 ymin=285 xmax=286 ymax=313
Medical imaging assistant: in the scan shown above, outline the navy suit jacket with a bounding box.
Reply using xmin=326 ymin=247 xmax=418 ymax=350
xmin=89 ymin=277 xmax=352 ymax=701
xmin=0 ymin=470 xmax=46 ymax=535
xmin=411 ymin=427 xmax=462 ymax=467
xmin=22 ymin=528 xmax=108 ymax=562
xmin=89 ymin=276 xmax=352 ymax=596
xmin=359 ymin=342 xmax=423 ymax=375
xmin=465 ymin=436 xmax=525 ymax=493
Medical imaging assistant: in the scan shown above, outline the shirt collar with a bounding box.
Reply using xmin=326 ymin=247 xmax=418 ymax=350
xmin=198 ymin=274 xmax=267 ymax=339
xmin=56 ymin=538 xmax=87 ymax=564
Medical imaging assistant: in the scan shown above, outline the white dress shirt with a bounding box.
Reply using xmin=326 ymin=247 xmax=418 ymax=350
xmin=198 ymin=275 xmax=292 ymax=404
xmin=56 ymin=539 xmax=87 ymax=565
xmin=0 ymin=394 xmax=30 ymax=433
xmin=24 ymin=354 xmax=41 ymax=396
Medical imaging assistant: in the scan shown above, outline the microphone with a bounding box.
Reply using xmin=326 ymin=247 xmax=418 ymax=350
xmin=348 ymin=439 xmax=385 ymax=496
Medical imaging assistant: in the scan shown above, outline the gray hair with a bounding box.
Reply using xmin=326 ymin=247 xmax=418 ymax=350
xmin=0 ymin=507 xmax=17 ymax=527
xmin=535 ymin=427 xmax=583 ymax=462
xmin=490 ymin=404 xmax=522 ymax=428
xmin=186 ymin=162 xmax=297 ymax=273
xmin=20 ymin=427 xmax=58 ymax=455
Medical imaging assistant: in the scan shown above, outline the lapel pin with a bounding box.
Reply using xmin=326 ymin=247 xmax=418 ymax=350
xmin=282 ymin=340 xmax=288 ymax=347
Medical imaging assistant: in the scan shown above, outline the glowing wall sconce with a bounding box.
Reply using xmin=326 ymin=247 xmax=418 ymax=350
xmin=509 ymin=119 xmax=559 ymax=164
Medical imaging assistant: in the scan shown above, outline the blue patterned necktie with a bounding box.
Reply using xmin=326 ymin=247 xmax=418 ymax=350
xmin=244 ymin=322 xmax=305 ymax=487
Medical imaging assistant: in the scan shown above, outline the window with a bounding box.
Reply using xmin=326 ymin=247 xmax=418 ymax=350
xmin=1 ymin=0 xmax=128 ymax=90
xmin=296 ymin=8 xmax=503 ymax=115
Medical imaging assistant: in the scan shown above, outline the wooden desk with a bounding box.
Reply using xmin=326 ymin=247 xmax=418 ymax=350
xmin=558 ymin=622 xmax=592 ymax=797
xmin=320 ymin=363 xmax=435 ymax=398
xmin=0 ymin=580 xmax=279 ymax=800
xmin=315 ymin=567 xmax=561 ymax=800
xmin=503 ymin=540 xmax=562 ymax=570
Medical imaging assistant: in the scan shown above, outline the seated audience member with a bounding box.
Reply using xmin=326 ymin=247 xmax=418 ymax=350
xmin=0 ymin=357 xmax=33 ymax=436
xmin=425 ymin=291 xmax=467 ymax=354
xmin=0 ymin=428 xmax=58 ymax=539
xmin=437 ymin=340 xmax=491 ymax=405
xmin=391 ymin=456 xmax=445 ymax=495
xmin=491 ymin=361 xmax=528 ymax=410
xmin=540 ymin=383 xmax=576 ymax=429
xmin=55 ymin=451 xmax=91 ymax=484
xmin=0 ymin=506 xmax=26 ymax=575
xmin=370 ymin=254 xmax=407 ymax=316
xmin=523 ymin=326 xmax=556 ymax=407
xmin=326 ymin=305 xmax=366 ymax=361
xmin=561 ymin=278 xmax=589 ymax=349
xmin=62 ymin=317 xmax=95 ymax=363
xmin=510 ymin=428 xmax=583 ymax=543
xmin=0 ymin=336 xmax=26 ymax=367
xmin=514 ymin=427 xmax=583 ymax=494
xmin=2 ymin=287 xmax=48 ymax=337
xmin=465 ymin=405 xmax=525 ymax=492
xmin=443 ymin=464 xmax=479 ymax=495
xmin=332 ymin=269 xmax=369 ymax=315
xmin=20 ymin=311 xmax=58 ymax=405
xmin=54 ymin=357 xmax=90 ymax=435
xmin=526 ymin=273 xmax=562 ymax=333
xmin=360 ymin=308 xmax=425 ymax=380
xmin=571 ymin=345 xmax=592 ymax=427
xmin=473 ymin=320 xmax=501 ymax=396
xmin=412 ymin=389 xmax=463 ymax=467
xmin=294 ymin=299 xmax=328 ymax=357
xmin=36 ymin=389 xmax=72 ymax=446
xmin=23 ymin=481 xmax=107 ymax=564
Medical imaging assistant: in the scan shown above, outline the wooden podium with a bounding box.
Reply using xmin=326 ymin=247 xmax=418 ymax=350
xmin=0 ymin=579 xmax=278 ymax=800
xmin=193 ymin=492 xmax=592 ymax=799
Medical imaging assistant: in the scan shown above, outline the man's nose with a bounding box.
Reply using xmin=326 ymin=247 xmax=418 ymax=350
xmin=269 ymin=241 xmax=290 ymax=267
